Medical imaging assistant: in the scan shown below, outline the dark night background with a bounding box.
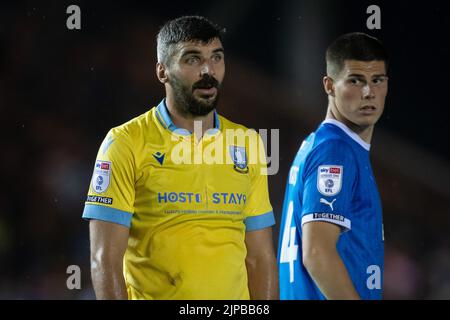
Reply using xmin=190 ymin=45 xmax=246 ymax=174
xmin=0 ymin=0 xmax=449 ymax=299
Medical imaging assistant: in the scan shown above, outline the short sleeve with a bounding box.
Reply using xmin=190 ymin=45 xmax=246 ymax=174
xmin=301 ymin=140 xmax=357 ymax=232
xmin=242 ymin=132 xmax=275 ymax=232
xmin=82 ymin=129 xmax=135 ymax=227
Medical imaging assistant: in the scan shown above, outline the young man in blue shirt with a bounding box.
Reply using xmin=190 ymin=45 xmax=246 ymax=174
xmin=278 ymin=32 xmax=388 ymax=300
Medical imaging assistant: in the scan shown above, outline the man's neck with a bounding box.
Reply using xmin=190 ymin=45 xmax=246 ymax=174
xmin=325 ymin=105 xmax=374 ymax=144
xmin=165 ymin=95 xmax=215 ymax=138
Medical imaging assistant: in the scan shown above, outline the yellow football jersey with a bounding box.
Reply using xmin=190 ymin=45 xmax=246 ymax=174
xmin=83 ymin=99 xmax=274 ymax=299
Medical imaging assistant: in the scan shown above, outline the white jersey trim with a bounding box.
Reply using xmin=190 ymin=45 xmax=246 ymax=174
xmin=302 ymin=213 xmax=351 ymax=232
xmin=322 ymin=119 xmax=371 ymax=151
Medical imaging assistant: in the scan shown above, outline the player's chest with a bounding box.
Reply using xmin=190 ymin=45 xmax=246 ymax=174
xmin=135 ymin=141 xmax=252 ymax=210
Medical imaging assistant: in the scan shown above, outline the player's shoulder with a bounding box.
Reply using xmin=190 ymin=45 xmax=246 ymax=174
xmin=315 ymin=119 xmax=371 ymax=154
xmin=219 ymin=114 xmax=250 ymax=131
xmin=310 ymin=137 xmax=355 ymax=161
xmin=219 ymin=114 xmax=262 ymax=140
xmin=316 ymin=122 xmax=345 ymax=141
xmin=313 ymin=122 xmax=355 ymax=151
xmin=300 ymin=134 xmax=357 ymax=179
xmin=108 ymin=108 xmax=157 ymax=143
xmin=305 ymin=125 xmax=356 ymax=164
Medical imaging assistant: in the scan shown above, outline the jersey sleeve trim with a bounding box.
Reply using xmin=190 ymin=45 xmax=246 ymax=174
xmin=82 ymin=204 xmax=132 ymax=228
xmin=244 ymin=211 xmax=275 ymax=232
xmin=301 ymin=213 xmax=351 ymax=232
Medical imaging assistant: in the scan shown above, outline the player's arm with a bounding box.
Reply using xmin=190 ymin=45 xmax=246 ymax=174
xmin=90 ymin=220 xmax=129 ymax=300
xmin=84 ymin=130 xmax=135 ymax=299
xmin=245 ymin=227 xmax=279 ymax=300
xmin=302 ymin=221 xmax=360 ymax=300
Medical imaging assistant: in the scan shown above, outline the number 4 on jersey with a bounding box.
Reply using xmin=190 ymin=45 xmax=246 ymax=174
xmin=280 ymin=201 xmax=298 ymax=283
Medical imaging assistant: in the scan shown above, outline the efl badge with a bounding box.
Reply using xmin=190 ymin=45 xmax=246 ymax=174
xmin=317 ymin=165 xmax=343 ymax=196
xmin=92 ymin=160 xmax=111 ymax=193
xmin=229 ymin=146 xmax=249 ymax=173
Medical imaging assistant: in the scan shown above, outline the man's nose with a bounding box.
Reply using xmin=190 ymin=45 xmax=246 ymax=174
xmin=200 ymin=62 xmax=215 ymax=77
xmin=362 ymin=83 xmax=375 ymax=99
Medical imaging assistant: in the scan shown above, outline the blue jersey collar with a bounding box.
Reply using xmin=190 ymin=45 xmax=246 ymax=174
xmin=322 ymin=119 xmax=371 ymax=151
xmin=156 ymin=99 xmax=220 ymax=135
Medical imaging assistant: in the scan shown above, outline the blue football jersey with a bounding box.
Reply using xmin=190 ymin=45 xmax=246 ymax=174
xmin=278 ymin=119 xmax=384 ymax=300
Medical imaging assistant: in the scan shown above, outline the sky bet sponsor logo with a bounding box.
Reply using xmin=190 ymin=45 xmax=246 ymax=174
xmin=96 ymin=162 xmax=110 ymax=170
xmin=157 ymin=192 xmax=246 ymax=205
xmin=317 ymin=165 xmax=343 ymax=196
xmin=87 ymin=195 xmax=113 ymax=205
xmin=92 ymin=160 xmax=111 ymax=193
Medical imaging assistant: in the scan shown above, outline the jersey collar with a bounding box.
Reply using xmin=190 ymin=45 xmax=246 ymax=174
xmin=322 ymin=119 xmax=371 ymax=151
xmin=156 ymin=99 xmax=221 ymax=136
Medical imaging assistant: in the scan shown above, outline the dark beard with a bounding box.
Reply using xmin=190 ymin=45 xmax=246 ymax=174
xmin=170 ymin=74 xmax=221 ymax=117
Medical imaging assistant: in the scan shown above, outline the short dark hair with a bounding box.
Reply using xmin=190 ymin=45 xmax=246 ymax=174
xmin=157 ymin=15 xmax=225 ymax=65
xmin=326 ymin=32 xmax=388 ymax=77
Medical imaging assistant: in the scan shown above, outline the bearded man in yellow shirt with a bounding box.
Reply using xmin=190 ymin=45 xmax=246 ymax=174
xmin=82 ymin=15 xmax=278 ymax=300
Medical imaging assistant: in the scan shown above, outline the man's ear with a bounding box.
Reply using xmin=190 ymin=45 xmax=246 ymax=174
xmin=156 ymin=62 xmax=168 ymax=84
xmin=323 ymin=76 xmax=335 ymax=97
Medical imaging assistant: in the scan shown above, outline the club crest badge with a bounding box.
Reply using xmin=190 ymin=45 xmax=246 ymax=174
xmin=91 ymin=160 xmax=111 ymax=193
xmin=317 ymin=165 xmax=343 ymax=196
xmin=229 ymin=146 xmax=249 ymax=173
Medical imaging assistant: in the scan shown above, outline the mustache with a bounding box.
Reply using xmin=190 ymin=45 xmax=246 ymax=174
xmin=192 ymin=75 xmax=219 ymax=90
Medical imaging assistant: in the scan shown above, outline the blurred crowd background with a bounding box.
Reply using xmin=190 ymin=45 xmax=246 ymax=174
xmin=1 ymin=0 xmax=449 ymax=299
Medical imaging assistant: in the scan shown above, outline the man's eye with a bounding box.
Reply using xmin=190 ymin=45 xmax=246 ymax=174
xmin=373 ymin=77 xmax=385 ymax=84
xmin=186 ymin=56 xmax=200 ymax=64
xmin=349 ymin=78 xmax=361 ymax=85
xmin=212 ymin=54 xmax=223 ymax=62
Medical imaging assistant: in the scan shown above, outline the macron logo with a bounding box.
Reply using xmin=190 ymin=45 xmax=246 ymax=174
xmin=320 ymin=198 xmax=336 ymax=211
xmin=153 ymin=152 xmax=165 ymax=165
